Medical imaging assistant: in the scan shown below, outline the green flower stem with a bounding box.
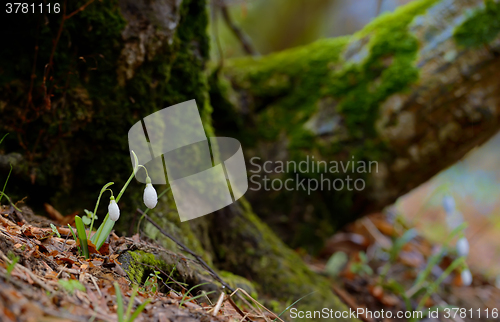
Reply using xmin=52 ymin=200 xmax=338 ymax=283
xmin=0 ymin=164 xmax=12 ymax=204
xmin=416 ymin=257 xmax=466 ymax=312
xmin=0 ymin=191 xmax=22 ymax=212
xmin=75 ymin=216 xmax=89 ymax=259
xmin=138 ymin=165 xmax=150 ymax=178
xmin=92 ymin=151 xmax=139 ymax=249
xmin=87 ymin=183 xmax=114 ymax=239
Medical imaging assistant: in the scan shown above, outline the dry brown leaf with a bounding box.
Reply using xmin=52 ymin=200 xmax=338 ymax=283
xmin=43 ymin=203 xmax=65 ymax=222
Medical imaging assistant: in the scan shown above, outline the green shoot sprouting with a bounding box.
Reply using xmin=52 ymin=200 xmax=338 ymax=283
xmin=58 ymin=279 xmax=86 ymax=295
xmin=50 ymin=224 xmax=61 ymax=238
xmin=0 ymin=192 xmax=22 ymax=212
xmin=91 ymin=151 xmax=140 ymax=250
xmin=179 ymin=282 xmax=215 ymax=308
xmin=6 ymin=252 xmax=19 ymax=278
xmin=0 ymin=164 xmax=12 ymax=204
xmin=67 ymin=224 xmax=82 ymax=256
xmin=74 ymin=216 xmax=89 ymax=259
xmin=114 ymin=282 xmax=151 ymax=322
xmin=0 ymin=133 xmax=8 ymax=145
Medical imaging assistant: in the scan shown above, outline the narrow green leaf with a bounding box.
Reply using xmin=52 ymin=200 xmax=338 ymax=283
xmin=0 ymin=163 xmax=13 ymax=204
xmin=88 ymin=182 xmax=114 ymax=239
xmin=413 ymin=223 xmax=467 ymax=288
xmin=75 ymin=216 xmax=89 ymax=259
xmin=390 ymin=228 xmax=418 ymax=262
xmin=67 ymin=224 xmax=82 ymax=255
xmin=179 ymin=282 xmax=210 ymax=307
xmin=128 ymin=299 xmax=150 ymax=322
xmin=0 ymin=192 xmax=22 ymax=212
xmin=0 ymin=133 xmax=8 ymax=145
xmin=125 ymin=286 xmax=138 ymax=320
xmin=180 ymin=291 xmax=215 ymax=306
xmin=416 ymin=257 xmax=465 ymax=311
xmin=114 ymin=282 xmax=124 ymax=322
xmin=94 ymin=215 xmax=115 ymax=250
xmin=273 ymin=292 xmax=315 ymax=321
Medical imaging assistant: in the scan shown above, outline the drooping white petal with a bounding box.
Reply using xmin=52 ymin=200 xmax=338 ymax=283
xmin=143 ymin=183 xmax=158 ymax=209
xmin=456 ymin=237 xmax=469 ymax=257
xmin=461 ymin=269 xmax=472 ymax=286
xmin=442 ymin=195 xmax=456 ymax=214
xmin=108 ymin=199 xmax=120 ymax=221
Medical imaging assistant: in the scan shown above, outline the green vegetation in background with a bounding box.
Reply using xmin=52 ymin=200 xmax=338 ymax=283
xmin=454 ymin=0 xmax=500 ymax=48
xmin=215 ymin=0 xmax=441 ymax=250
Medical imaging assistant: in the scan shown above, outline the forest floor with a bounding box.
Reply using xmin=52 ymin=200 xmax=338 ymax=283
xmin=1 ymin=201 xmax=499 ymax=322
xmin=306 ymin=212 xmax=500 ymax=322
xmin=0 ymin=204 xmax=278 ymax=322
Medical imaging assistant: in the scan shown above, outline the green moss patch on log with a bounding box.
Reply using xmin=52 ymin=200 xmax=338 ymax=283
xmin=120 ymin=249 xmax=219 ymax=295
xmin=222 ymin=0 xmax=440 ymax=141
xmin=454 ymin=0 xmax=500 ymax=48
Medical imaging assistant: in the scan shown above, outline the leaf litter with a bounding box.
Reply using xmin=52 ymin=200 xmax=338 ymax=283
xmin=0 ymin=204 xmax=281 ymax=322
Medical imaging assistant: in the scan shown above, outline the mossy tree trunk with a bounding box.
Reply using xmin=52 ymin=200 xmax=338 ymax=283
xmin=213 ymin=0 xmax=500 ymax=249
xmin=1 ymin=0 xmax=500 ymax=320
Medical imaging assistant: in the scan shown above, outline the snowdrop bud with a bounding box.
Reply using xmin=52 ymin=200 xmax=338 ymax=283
xmin=461 ymin=269 xmax=472 ymax=286
xmin=108 ymin=197 xmax=120 ymax=221
xmin=442 ymin=195 xmax=456 ymax=214
xmin=143 ymin=177 xmax=158 ymax=209
xmin=456 ymin=237 xmax=469 ymax=257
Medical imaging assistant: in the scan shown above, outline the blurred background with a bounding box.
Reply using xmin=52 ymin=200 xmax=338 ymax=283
xmin=210 ymin=0 xmax=500 ymax=279
xmin=210 ymin=0 xmax=414 ymax=58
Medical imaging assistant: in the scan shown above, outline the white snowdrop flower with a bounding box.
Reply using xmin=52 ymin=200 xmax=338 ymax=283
xmin=461 ymin=269 xmax=472 ymax=286
xmin=442 ymin=195 xmax=456 ymax=214
xmin=456 ymin=237 xmax=469 ymax=257
xmin=108 ymin=197 xmax=120 ymax=221
xmin=143 ymin=177 xmax=158 ymax=209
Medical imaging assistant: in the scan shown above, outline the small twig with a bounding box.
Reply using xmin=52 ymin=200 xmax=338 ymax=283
xmin=65 ymin=0 xmax=96 ymax=19
xmin=376 ymin=0 xmax=383 ymax=17
xmin=361 ymin=217 xmax=392 ymax=250
xmin=229 ymin=288 xmax=283 ymax=322
xmin=219 ymin=1 xmax=258 ymax=56
xmin=332 ymin=285 xmax=375 ymax=322
xmin=212 ymin=291 xmax=225 ymax=316
xmin=88 ymin=274 xmax=102 ymax=297
xmin=228 ymin=295 xmax=257 ymax=322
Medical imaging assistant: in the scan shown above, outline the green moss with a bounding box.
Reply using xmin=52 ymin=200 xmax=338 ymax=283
xmin=454 ymin=0 xmax=500 ymax=48
xmin=224 ymin=37 xmax=349 ymax=143
xmin=222 ymin=0 xmax=440 ymax=139
xmin=124 ymin=251 xmax=170 ymax=285
xmin=219 ymin=271 xmax=258 ymax=298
